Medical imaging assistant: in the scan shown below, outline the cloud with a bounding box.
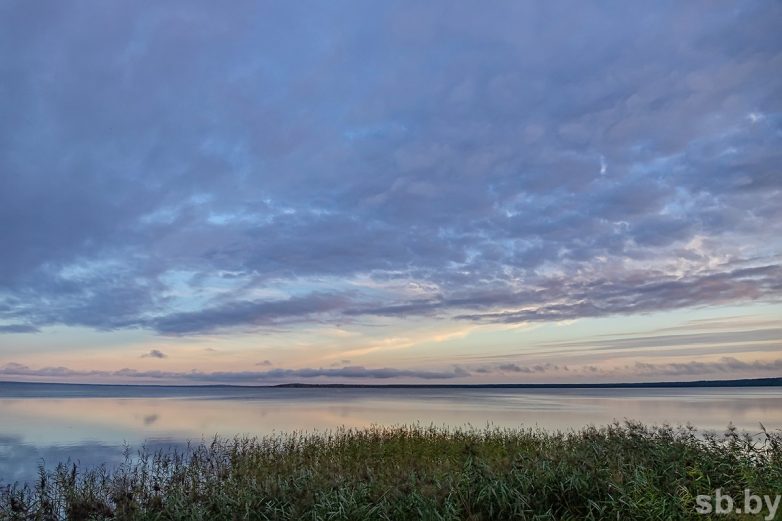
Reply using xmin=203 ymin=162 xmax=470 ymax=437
xmin=149 ymin=292 xmax=351 ymax=335
xmin=489 ymin=357 xmax=782 ymax=379
xmin=2 ymin=357 xmax=777 ymax=384
xmin=0 ymin=1 xmax=780 ymax=338
xmin=256 ymin=360 xmax=273 ymax=366
xmin=498 ymin=363 xmax=528 ymax=373
xmin=141 ymin=349 xmax=167 ymax=359
xmin=0 ymin=363 xmax=470 ymax=383
xmin=0 ymin=324 xmax=39 ymax=333
xmin=631 ymin=357 xmax=782 ymax=377
xmin=538 ymin=327 xmax=782 ymax=353
xmin=451 ymin=265 xmax=782 ymax=324
xmin=497 ymin=363 xmax=561 ymax=374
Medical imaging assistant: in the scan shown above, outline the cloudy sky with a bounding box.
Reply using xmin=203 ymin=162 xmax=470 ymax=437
xmin=1 ymin=1 xmax=780 ymax=385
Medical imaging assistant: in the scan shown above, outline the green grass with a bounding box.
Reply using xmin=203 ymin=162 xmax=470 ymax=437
xmin=2 ymin=421 xmax=780 ymax=520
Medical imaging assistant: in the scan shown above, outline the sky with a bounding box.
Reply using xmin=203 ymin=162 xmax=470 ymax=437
xmin=0 ymin=1 xmax=780 ymax=385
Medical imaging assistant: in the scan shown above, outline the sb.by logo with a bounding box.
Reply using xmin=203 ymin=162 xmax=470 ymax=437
xmin=695 ymin=489 xmax=780 ymax=520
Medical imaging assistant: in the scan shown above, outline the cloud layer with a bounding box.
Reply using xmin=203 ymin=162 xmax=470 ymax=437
xmin=0 ymin=1 xmax=780 ymax=340
xmin=0 ymin=362 xmax=469 ymax=383
xmin=2 ymin=356 xmax=780 ymax=385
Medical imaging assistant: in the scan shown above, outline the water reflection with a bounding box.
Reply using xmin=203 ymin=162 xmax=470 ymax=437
xmin=1 ymin=385 xmax=781 ymax=484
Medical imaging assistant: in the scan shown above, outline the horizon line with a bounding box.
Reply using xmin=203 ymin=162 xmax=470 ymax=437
xmin=0 ymin=376 xmax=780 ymax=390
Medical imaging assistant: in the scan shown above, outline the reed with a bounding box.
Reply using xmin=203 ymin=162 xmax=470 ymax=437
xmin=2 ymin=421 xmax=780 ymax=520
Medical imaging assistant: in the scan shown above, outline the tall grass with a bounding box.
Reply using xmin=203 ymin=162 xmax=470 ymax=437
xmin=2 ymin=421 xmax=780 ymax=520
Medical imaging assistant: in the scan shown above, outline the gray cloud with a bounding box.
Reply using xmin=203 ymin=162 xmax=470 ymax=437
xmin=497 ymin=363 xmax=561 ymax=374
xmin=0 ymin=363 xmax=470 ymax=383
xmin=0 ymin=1 xmax=780 ymax=336
xmin=141 ymin=349 xmax=167 ymax=359
xmin=2 ymin=357 xmax=777 ymax=384
xmin=631 ymin=357 xmax=782 ymax=377
xmin=149 ymin=292 xmax=352 ymax=335
xmin=0 ymin=324 xmax=39 ymax=334
xmin=452 ymin=265 xmax=782 ymax=324
xmin=490 ymin=357 xmax=782 ymax=379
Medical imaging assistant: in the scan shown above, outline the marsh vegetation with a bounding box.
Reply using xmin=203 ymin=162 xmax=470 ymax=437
xmin=2 ymin=422 xmax=780 ymax=520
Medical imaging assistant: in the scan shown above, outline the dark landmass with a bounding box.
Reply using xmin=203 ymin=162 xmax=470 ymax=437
xmin=0 ymin=376 xmax=780 ymax=392
xmin=273 ymin=377 xmax=782 ymax=389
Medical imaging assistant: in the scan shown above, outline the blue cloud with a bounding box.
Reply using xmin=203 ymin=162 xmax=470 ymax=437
xmin=0 ymin=1 xmax=780 ymax=336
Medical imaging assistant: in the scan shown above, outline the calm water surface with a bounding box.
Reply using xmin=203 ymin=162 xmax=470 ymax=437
xmin=2 ymin=383 xmax=781 ymax=483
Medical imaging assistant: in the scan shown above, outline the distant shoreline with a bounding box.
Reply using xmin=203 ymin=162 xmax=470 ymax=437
xmin=273 ymin=377 xmax=782 ymax=388
xmin=0 ymin=376 xmax=779 ymax=389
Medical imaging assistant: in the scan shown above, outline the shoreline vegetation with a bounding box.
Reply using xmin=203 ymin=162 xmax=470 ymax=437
xmin=2 ymin=422 xmax=780 ymax=520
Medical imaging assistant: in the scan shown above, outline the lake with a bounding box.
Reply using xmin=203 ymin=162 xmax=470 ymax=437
xmin=2 ymin=382 xmax=781 ymax=484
